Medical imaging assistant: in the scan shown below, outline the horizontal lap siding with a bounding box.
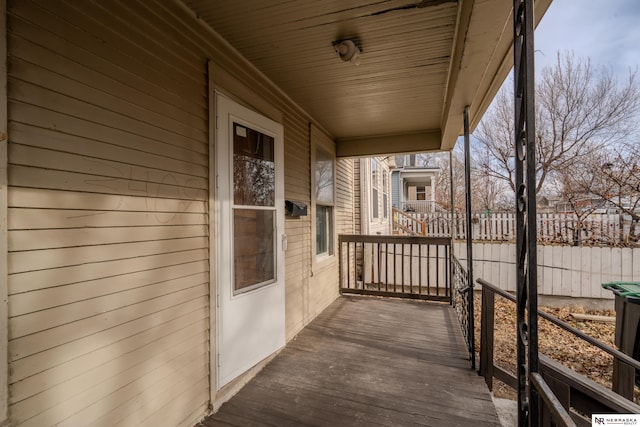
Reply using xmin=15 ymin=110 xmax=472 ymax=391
xmin=336 ymin=159 xmax=355 ymax=236
xmin=7 ymin=1 xmax=209 ymax=426
xmin=307 ymin=127 xmax=342 ymax=320
xmin=284 ymin=116 xmax=311 ymax=340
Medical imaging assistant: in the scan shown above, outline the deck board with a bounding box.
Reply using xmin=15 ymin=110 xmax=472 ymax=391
xmin=198 ymin=296 xmax=500 ymax=426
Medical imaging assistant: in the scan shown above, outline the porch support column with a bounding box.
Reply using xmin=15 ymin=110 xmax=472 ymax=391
xmin=449 ymin=150 xmax=455 ymax=241
xmin=463 ymin=106 xmax=475 ymax=370
xmin=513 ymin=0 xmax=539 ymax=425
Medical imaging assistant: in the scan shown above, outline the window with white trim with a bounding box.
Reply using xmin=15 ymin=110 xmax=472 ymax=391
xmin=315 ymin=145 xmax=334 ymax=256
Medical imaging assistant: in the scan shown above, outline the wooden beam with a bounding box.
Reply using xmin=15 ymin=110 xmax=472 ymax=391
xmin=336 ymin=130 xmax=441 ymax=158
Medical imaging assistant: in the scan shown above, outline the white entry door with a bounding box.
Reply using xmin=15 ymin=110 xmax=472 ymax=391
xmin=216 ymin=94 xmax=285 ymax=388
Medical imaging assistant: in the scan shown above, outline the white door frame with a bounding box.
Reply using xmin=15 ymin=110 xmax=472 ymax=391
xmin=214 ymin=92 xmax=285 ymax=389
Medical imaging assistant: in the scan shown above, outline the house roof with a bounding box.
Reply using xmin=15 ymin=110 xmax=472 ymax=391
xmin=182 ymin=0 xmax=551 ymax=157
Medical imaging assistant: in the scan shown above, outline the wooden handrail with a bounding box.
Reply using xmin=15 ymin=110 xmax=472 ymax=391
xmin=477 ymin=278 xmax=640 ymax=373
xmin=477 ymin=277 xmax=640 ymax=424
xmin=392 ymin=207 xmax=427 ymax=236
xmin=339 ymin=234 xmax=451 ymax=245
xmin=338 ymin=234 xmax=452 ymax=303
xmin=531 ymin=373 xmax=577 ymax=427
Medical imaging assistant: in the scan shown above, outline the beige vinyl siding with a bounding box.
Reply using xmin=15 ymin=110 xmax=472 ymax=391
xmin=336 ymin=158 xmax=355 ymax=236
xmin=308 ymin=126 xmax=341 ymax=319
xmin=354 ymin=159 xmax=362 ymax=233
xmin=283 ymin=117 xmax=311 ymax=340
xmin=359 ymin=157 xmax=391 ymax=235
xmin=7 ymin=1 xmax=209 ymax=426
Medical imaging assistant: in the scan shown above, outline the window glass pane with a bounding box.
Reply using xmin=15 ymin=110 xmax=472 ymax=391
xmin=316 ymin=205 xmax=333 ymax=255
xmin=233 ymin=123 xmax=275 ymax=206
xmin=383 ymin=193 xmax=388 ymax=218
xmin=371 ymin=159 xmax=378 ymax=186
xmin=382 ymin=172 xmax=388 ymax=218
xmin=234 ymin=209 xmax=275 ymax=292
xmin=316 ymin=147 xmax=334 ymax=204
xmin=372 ymin=189 xmax=379 ymax=218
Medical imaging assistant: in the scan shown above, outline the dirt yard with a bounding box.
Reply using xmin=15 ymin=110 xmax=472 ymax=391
xmin=471 ymin=294 xmax=638 ymax=403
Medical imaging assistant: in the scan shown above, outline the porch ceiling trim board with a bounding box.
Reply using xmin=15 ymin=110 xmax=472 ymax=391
xmin=336 ymin=130 xmax=441 ymax=158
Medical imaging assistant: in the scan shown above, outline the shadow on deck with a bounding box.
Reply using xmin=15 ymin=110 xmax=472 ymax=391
xmin=199 ymin=296 xmax=500 ymax=426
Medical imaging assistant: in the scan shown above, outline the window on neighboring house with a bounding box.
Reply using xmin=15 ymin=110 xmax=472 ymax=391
xmin=315 ymin=146 xmax=334 ymax=256
xmin=383 ymin=172 xmax=388 ymax=218
xmin=371 ymin=159 xmax=379 ymax=219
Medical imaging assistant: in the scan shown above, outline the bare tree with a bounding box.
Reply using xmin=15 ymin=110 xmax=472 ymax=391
xmin=475 ymin=51 xmax=640 ymax=195
xmin=429 ymin=150 xmax=465 ymax=211
xmin=556 ymin=140 xmax=640 ymax=244
xmin=553 ymin=158 xmax=602 ymax=245
xmin=589 ymin=143 xmax=640 ymax=242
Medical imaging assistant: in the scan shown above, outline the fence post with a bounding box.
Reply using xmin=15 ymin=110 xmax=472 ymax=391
xmin=479 ymin=285 xmax=495 ymax=390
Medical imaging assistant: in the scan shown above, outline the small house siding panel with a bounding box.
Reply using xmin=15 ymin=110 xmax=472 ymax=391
xmin=336 ymin=158 xmax=355 ymax=236
xmin=7 ymin=1 xmax=209 ymax=426
xmin=353 ymin=159 xmax=362 ymax=233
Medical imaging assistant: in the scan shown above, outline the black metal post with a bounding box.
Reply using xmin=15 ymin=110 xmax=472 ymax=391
xmin=449 ymin=150 xmax=456 ymax=305
xmin=449 ymin=150 xmax=456 ymax=241
xmin=514 ymin=0 xmax=538 ymax=425
xmin=463 ymin=106 xmax=475 ymax=370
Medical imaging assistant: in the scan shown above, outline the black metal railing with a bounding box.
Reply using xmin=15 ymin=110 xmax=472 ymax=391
xmin=338 ymin=235 xmax=451 ymax=302
xmin=478 ymin=278 xmax=640 ymax=425
xmin=452 ymin=255 xmax=473 ymax=361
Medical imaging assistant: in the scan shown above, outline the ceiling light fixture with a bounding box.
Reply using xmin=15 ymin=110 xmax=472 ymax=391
xmin=333 ymin=38 xmax=362 ymax=65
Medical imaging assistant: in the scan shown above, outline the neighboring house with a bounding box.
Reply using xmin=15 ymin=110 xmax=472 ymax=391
xmin=354 ymin=157 xmax=392 ymax=235
xmin=0 ymin=1 xmax=549 ymax=426
xmin=537 ymin=195 xmax=563 ymax=213
xmin=538 ymin=194 xmax=625 ymax=214
xmin=391 ymin=155 xmax=440 ymax=214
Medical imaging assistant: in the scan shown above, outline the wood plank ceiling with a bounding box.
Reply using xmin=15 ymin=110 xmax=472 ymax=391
xmin=183 ymin=0 xmax=551 ymax=156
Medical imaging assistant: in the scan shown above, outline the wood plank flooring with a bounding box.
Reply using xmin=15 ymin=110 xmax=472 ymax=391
xmin=198 ymin=296 xmax=500 ymax=426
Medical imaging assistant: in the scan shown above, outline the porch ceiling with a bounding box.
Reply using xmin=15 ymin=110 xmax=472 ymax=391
xmin=184 ymin=0 xmax=551 ymax=156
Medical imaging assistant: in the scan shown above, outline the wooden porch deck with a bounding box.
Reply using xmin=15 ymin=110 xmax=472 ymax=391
xmin=199 ymin=296 xmax=500 ymax=426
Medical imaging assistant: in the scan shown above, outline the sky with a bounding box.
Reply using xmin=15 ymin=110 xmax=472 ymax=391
xmin=534 ymin=0 xmax=640 ymax=77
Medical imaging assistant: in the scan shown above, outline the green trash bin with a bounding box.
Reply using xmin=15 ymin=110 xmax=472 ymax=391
xmin=602 ymin=282 xmax=640 ymax=386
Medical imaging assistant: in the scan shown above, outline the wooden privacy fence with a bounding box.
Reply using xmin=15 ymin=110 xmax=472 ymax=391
xmin=338 ymin=235 xmax=451 ymax=302
xmin=454 ymin=242 xmax=640 ymax=300
xmin=395 ymin=211 xmax=640 ymax=246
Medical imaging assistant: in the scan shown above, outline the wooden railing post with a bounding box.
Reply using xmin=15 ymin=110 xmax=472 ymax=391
xmin=612 ymin=359 xmax=635 ymax=400
xmin=479 ymin=286 xmax=495 ymax=390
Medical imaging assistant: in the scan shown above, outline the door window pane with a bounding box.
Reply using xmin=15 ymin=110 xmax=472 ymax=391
xmin=233 ymin=123 xmax=275 ymax=206
xmin=234 ymin=209 xmax=275 ymax=292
